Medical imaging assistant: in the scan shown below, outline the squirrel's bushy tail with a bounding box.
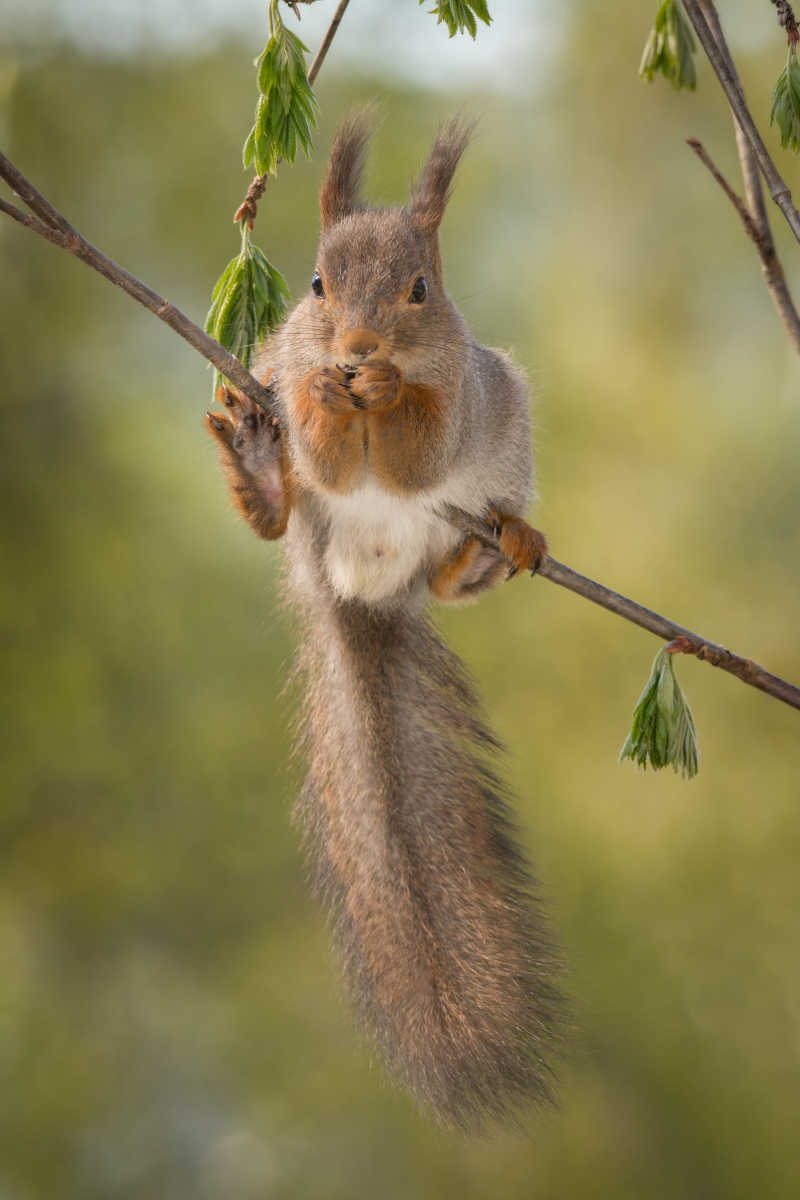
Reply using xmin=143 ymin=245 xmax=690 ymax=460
xmin=291 ymin=584 xmax=563 ymax=1128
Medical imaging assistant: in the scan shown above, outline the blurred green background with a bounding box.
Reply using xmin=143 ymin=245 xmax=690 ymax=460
xmin=1 ymin=1 xmax=799 ymax=1196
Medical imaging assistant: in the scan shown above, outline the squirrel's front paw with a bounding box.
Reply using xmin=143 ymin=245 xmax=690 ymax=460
xmin=347 ymin=360 xmax=403 ymax=413
xmin=206 ymin=385 xmax=289 ymax=539
xmin=308 ymin=365 xmax=357 ymax=414
xmin=206 ymin=383 xmax=286 ymax=505
xmin=206 ymin=385 xmax=281 ymax=474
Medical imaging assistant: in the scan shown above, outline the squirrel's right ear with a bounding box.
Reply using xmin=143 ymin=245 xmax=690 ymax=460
xmin=320 ymin=110 xmax=374 ymax=231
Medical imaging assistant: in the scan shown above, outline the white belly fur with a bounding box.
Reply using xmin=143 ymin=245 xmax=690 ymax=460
xmin=323 ymin=480 xmax=458 ymax=603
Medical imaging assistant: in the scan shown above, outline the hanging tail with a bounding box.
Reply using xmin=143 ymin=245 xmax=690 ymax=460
xmin=292 ymin=586 xmax=563 ymax=1128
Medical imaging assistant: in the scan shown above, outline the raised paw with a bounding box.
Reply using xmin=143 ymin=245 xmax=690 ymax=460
xmin=489 ymin=510 xmax=548 ymax=578
xmin=205 ymin=385 xmax=281 ymax=476
xmin=308 ymin=365 xmax=358 ymax=414
xmin=205 ymin=385 xmax=289 ymax=539
xmin=347 ymin=360 xmax=403 ymax=412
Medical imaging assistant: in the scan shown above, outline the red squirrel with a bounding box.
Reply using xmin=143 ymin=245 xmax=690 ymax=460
xmin=206 ymin=114 xmax=562 ymax=1128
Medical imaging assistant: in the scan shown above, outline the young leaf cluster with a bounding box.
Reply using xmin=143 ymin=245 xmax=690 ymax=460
xmin=205 ymin=231 xmax=289 ymax=396
xmin=770 ymin=48 xmax=800 ymax=152
xmin=639 ymin=0 xmax=697 ymax=90
xmin=422 ymin=0 xmax=491 ymax=40
xmin=243 ymin=13 xmax=318 ymax=177
xmin=620 ymin=648 xmax=699 ymax=779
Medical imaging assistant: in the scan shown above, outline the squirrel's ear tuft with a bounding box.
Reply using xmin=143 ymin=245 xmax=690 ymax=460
xmin=320 ymin=109 xmax=375 ymax=231
xmin=408 ymin=118 xmax=475 ymax=235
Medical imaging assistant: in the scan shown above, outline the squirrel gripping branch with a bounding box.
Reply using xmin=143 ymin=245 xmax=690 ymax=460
xmin=206 ymin=113 xmax=563 ymax=1128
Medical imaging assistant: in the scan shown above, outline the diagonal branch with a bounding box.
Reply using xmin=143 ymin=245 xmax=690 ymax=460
xmin=2 ymin=153 xmax=799 ymax=717
xmin=686 ymin=137 xmax=800 ymax=350
xmin=308 ymin=0 xmax=352 ymax=85
xmin=0 ymin=152 xmax=276 ymax=412
xmin=682 ymin=0 xmax=800 ymax=243
xmin=444 ymin=507 xmax=800 ymax=713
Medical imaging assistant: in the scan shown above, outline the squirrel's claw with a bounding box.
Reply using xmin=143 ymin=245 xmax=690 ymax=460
xmin=309 ymin=365 xmax=359 ymax=414
xmin=488 ymin=509 xmax=548 ymax=581
xmin=347 ymin=360 xmax=403 ymax=412
xmin=205 ymin=409 xmax=234 ymax=447
xmin=218 ymin=383 xmax=262 ymax=421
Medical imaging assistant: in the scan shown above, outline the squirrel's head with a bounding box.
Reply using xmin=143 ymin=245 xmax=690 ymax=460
xmin=306 ymin=113 xmax=473 ymax=372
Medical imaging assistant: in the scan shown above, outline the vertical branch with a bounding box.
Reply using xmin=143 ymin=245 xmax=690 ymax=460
xmin=682 ymin=0 xmax=800 ymax=243
xmin=683 ymin=0 xmax=800 ymax=348
xmin=697 ymin=1 xmax=771 ymax=231
xmin=308 ymin=0 xmax=352 ymax=85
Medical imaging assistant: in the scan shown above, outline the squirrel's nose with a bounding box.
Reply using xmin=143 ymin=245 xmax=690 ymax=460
xmin=341 ymin=327 xmax=382 ymax=362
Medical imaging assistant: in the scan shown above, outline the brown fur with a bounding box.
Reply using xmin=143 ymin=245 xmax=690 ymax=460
xmin=491 ymin=509 xmax=549 ymax=576
xmin=290 ymin=562 xmax=562 ymax=1129
xmin=319 ymin=109 xmax=372 ymax=230
xmin=409 ymin=118 xmax=476 ymax=235
xmin=206 ymin=385 xmax=292 ymax=539
xmin=429 ymin=536 xmax=507 ymax=602
xmin=295 ymin=369 xmax=365 ymax=492
xmin=366 ymin=380 xmax=449 ymax=493
xmin=206 ymin=114 xmax=561 ymax=1128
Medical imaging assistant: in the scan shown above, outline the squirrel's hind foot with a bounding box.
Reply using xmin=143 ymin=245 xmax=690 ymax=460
xmin=489 ymin=510 xmax=548 ymax=578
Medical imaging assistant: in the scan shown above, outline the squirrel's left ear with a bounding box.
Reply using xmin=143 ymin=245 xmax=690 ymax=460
xmin=408 ymin=118 xmax=475 ymax=235
xmin=320 ymin=109 xmax=374 ymax=231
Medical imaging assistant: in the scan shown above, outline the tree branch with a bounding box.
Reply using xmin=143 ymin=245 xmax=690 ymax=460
xmin=0 ymin=152 xmax=276 ymax=412
xmin=2 ymin=97 xmax=798 ymax=721
xmin=682 ymin=0 xmax=800 ymax=243
xmin=686 ymin=137 xmax=800 ymax=350
xmin=308 ymin=0 xmax=352 ymax=86
xmin=444 ymin=507 xmax=800 ymax=714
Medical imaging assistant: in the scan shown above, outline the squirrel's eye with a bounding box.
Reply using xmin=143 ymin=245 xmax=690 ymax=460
xmin=311 ymin=271 xmax=325 ymax=298
xmin=409 ymin=276 xmax=427 ymax=304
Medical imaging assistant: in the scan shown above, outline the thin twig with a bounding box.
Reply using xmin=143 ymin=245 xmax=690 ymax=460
xmin=770 ymin=0 xmax=799 ymax=46
xmin=686 ymin=138 xmax=800 ymax=350
xmin=701 ymin=3 xmax=780 ymax=237
xmin=233 ymin=0 xmax=352 ymax=227
xmin=682 ymin=0 xmax=800 ymax=243
xmin=444 ymin=507 xmax=800 ymax=714
xmin=686 ymin=138 xmax=761 ymax=235
xmin=308 ymin=0 xmax=352 ymax=85
xmin=0 ymin=152 xmax=275 ymax=412
xmin=688 ymin=1 xmax=800 ymax=350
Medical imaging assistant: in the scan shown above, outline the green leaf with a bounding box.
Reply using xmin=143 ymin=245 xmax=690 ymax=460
xmin=242 ymin=125 xmax=256 ymax=170
xmin=620 ymin=648 xmax=700 ymax=779
xmin=639 ymin=0 xmax=696 ymax=90
xmin=205 ymin=231 xmax=290 ymax=398
xmin=244 ymin=14 xmax=318 ymax=176
xmin=421 ymin=0 xmax=492 ymax=40
xmin=770 ymin=50 xmax=800 ymax=153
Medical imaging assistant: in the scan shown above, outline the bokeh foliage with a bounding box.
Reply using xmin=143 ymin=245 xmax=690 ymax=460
xmin=1 ymin=1 xmax=799 ymax=1196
